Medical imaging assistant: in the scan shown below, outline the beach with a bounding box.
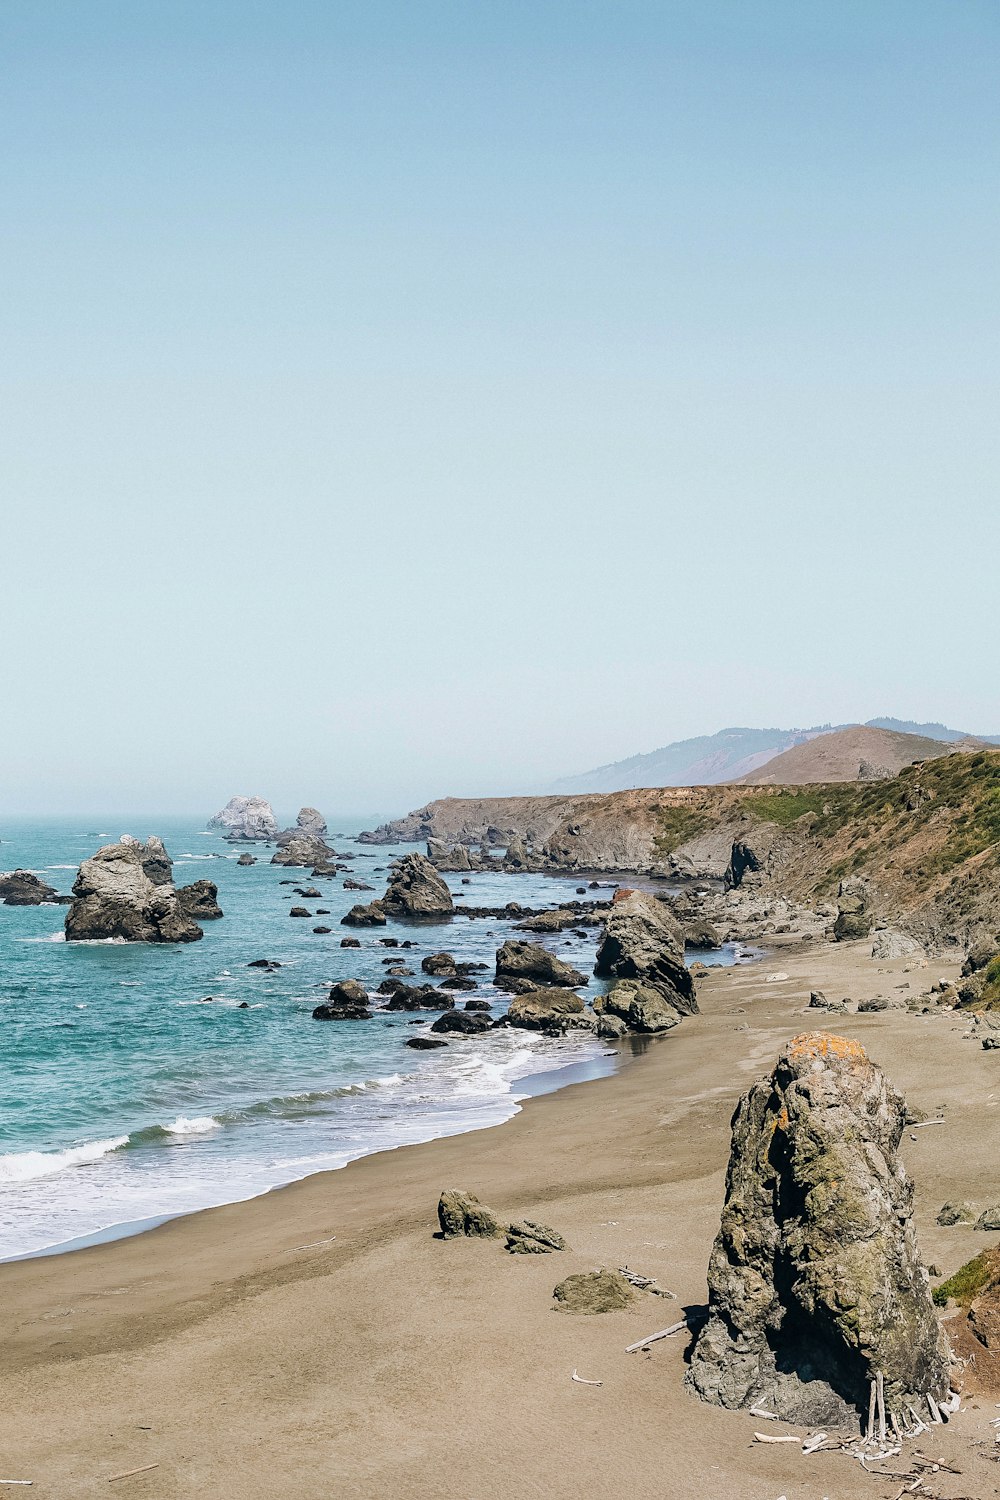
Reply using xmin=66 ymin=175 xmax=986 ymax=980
xmin=2 ymin=937 xmax=996 ymax=1498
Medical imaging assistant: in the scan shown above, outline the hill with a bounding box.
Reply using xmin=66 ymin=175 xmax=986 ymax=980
xmin=548 ymin=725 xmax=835 ymax=794
xmin=735 ymin=725 xmax=967 ymax=785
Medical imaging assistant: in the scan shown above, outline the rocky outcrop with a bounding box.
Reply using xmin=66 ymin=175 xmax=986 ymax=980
xmin=236 ymin=853 xmax=256 ymax=866
xmin=505 ymin=1220 xmax=567 ymax=1254
xmin=871 ymin=928 xmax=922 ymax=961
xmin=834 ymin=879 xmax=873 ymax=941
xmin=176 ymin=879 xmax=223 ymax=921
xmin=553 ymin=1270 xmax=634 ymax=1313
xmin=430 ymin=1009 xmax=493 ymax=1034
xmin=593 ymin=890 xmax=696 ymax=1014
xmin=208 ymin=797 xmax=278 ymax=842
xmin=381 ymin=854 xmax=453 ymax=920
xmin=289 ymin=806 xmax=327 ymax=838
xmin=270 ymin=833 xmax=333 ymax=868
xmin=505 ymin=987 xmax=591 ymax=1033
xmin=594 ymin=980 xmax=682 ymax=1034
xmin=495 ymin=940 xmax=585 ymax=989
xmin=437 ymin=1190 xmax=504 ymax=1238
xmin=341 ymin=901 xmax=387 ymax=927
xmin=65 ymin=838 xmax=203 ymax=943
xmin=686 ymin=1033 xmax=950 ymax=1426
xmin=725 ymin=822 xmax=801 ymax=890
xmin=312 ymin=979 xmax=372 ymax=1020
xmin=858 ymin=759 xmax=894 ymax=781
xmin=0 ymin=870 xmax=61 ymax=905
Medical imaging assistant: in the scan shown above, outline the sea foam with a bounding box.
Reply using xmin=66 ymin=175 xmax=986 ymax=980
xmin=0 ymin=1136 xmax=129 ymax=1185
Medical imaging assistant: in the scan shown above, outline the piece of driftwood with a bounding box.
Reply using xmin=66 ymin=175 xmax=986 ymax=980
xmin=877 ymin=1370 xmax=887 ymax=1444
xmin=802 ymin=1432 xmax=828 ymax=1455
xmin=909 ymin=1119 xmax=945 ymax=1129
xmin=624 ymin=1318 xmax=688 ymax=1353
xmin=926 ymin=1393 xmax=943 ymax=1424
xmin=0 ymin=1483 xmax=33 ymax=1488
xmin=868 ymin=1378 xmax=878 ymax=1438
xmin=617 ymin=1267 xmax=676 ymax=1299
xmin=570 ymin=1369 xmax=602 ymax=1386
xmin=107 ymin=1465 xmax=159 ymax=1483
xmin=287 ymin=1235 xmax=337 ymax=1253
xmin=749 ymin=1406 xmax=778 ymax=1420
xmin=752 ymin=1432 xmax=799 ymax=1444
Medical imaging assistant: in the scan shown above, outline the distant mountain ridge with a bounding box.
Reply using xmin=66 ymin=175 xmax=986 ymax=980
xmin=549 ymin=718 xmax=1000 ymax=794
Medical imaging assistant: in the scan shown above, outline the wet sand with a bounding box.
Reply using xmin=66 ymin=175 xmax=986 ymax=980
xmin=3 ymin=939 xmax=997 ymax=1499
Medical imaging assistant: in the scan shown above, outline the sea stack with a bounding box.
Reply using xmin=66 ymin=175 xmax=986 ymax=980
xmin=381 ymin=853 xmax=454 ymax=919
xmin=65 ymin=837 xmax=204 ymax=943
xmin=208 ymin=796 xmax=278 ymax=842
xmin=593 ymin=889 xmax=697 ymax=1015
xmin=271 ymin=807 xmax=334 ymax=867
xmin=686 ymin=1032 xmax=949 ymax=1426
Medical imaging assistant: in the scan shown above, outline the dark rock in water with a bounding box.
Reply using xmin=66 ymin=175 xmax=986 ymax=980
xmin=593 ymin=890 xmax=696 ymax=1015
xmin=316 ymin=908 xmax=330 ymax=915
xmin=576 ymin=887 xmax=587 ymax=895
xmin=329 ymin=979 xmax=368 ymax=1006
xmin=553 ymin=1270 xmax=634 ymax=1314
xmin=236 ymin=853 xmax=256 ymax=866
xmin=506 ymin=988 xmax=592 ymax=1035
xmin=406 ymin=1036 xmax=448 ymax=1049
xmin=686 ymin=1032 xmax=949 ymax=1425
xmin=382 ymin=853 xmax=454 ymax=920
xmin=515 ymin=909 xmax=576 ymax=933
xmin=65 ymin=837 xmax=203 ymax=944
xmin=209 ymin=796 xmax=278 ymax=842
xmin=0 ymin=870 xmax=60 ymax=905
xmin=341 ymin=902 xmax=387 ymax=927
xmin=464 ymin=999 xmax=492 ymax=1011
xmin=313 ymin=978 xmax=372 ymax=1020
xmin=378 ymin=977 xmax=405 ymax=996
xmin=289 ymin=907 xmax=311 ymax=918
xmin=295 ymin=886 xmax=322 ymax=899
xmin=422 ymin=951 xmax=458 ymax=976
xmin=505 ymin=1220 xmax=567 ymax=1254
xmin=248 ymin=958 xmax=281 ymax=968
xmin=238 ymin=1001 xmax=249 ymax=1009
xmin=343 ymin=878 xmax=374 ymax=891
xmin=312 ymin=926 xmax=331 ymax=934
xmin=430 ymin=1009 xmax=492 ymax=1034
xmin=176 ymin=879 xmax=223 ymax=921
xmin=340 ymin=937 xmax=361 ymax=948
xmin=386 ymin=965 xmax=413 ymax=976
xmin=385 ymin=984 xmax=453 ymax=1012
xmin=440 ymin=975 xmax=477 ymax=991
xmin=495 ymin=940 xmax=585 ymax=988
xmin=595 ymin=980 xmax=681 ymax=1034
xmin=437 ymin=1190 xmax=504 ymax=1238
xmin=380 ymin=938 xmax=399 ymax=948
xmin=496 ymin=975 xmax=537 ymax=996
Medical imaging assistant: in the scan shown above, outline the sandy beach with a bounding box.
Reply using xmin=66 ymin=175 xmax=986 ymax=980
xmin=3 ymin=938 xmax=996 ymax=1500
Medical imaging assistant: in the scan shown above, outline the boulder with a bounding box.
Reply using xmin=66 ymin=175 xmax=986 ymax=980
xmin=291 ymin=806 xmax=327 ymax=838
xmin=381 ymin=854 xmax=454 ymax=919
xmin=505 ymin=835 xmax=528 ymax=869
xmin=271 ymin=834 xmax=333 ymax=868
xmin=597 ymin=1013 xmax=629 ymax=1039
xmin=834 ymin=879 xmax=873 ymax=941
xmin=872 ymin=929 xmax=922 ymax=961
xmin=495 ymin=940 xmax=585 ymax=988
xmin=593 ymin=890 xmax=696 ymax=1014
xmin=595 ymin=980 xmax=682 ymax=1034
xmin=343 ymin=878 xmax=374 ymax=891
xmin=406 ymin=1036 xmax=448 ymax=1049
xmin=0 ymin=870 xmax=61 ymax=905
xmin=341 ymin=902 xmax=387 ymax=927
xmin=427 ymin=838 xmax=473 ymax=872
xmin=684 ymin=919 xmax=722 ymax=950
xmin=437 ymin=1190 xmax=504 ymax=1238
xmin=385 ymin=984 xmax=453 ymax=1012
xmin=430 ymin=1010 xmax=492 ymax=1034
xmin=505 ymin=987 xmax=590 ymax=1034
xmin=208 ymin=796 xmax=278 ymax=842
xmin=65 ymin=838 xmax=203 ymax=943
xmin=553 ymin=1270 xmax=634 ymax=1314
xmin=289 ymin=907 xmax=311 ymax=918
xmin=176 ymin=879 xmax=223 ymax=921
xmin=505 ymin=1220 xmax=567 ymax=1254
xmin=686 ymin=1033 xmax=950 ymax=1425
xmin=464 ymin=999 xmax=492 ymax=1012
xmin=937 ymin=1202 xmax=976 ymax=1227
xmin=313 ymin=978 xmax=372 ymax=1020
xmin=340 ymin=936 xmax=361 ymax=948
xmin=976 ymin=1207 xmax=1000 ymax=1232
xmin=236 ymin=853 xmax=256 ymax=866
xmin=422 ymin=952 xmax=458 ymax=976
xmin=515 ymin=909 xmax=576 ymax=933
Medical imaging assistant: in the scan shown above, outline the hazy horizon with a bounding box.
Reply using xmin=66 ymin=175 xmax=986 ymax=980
xmin=4 ymin=1 xmax=999 ymax=816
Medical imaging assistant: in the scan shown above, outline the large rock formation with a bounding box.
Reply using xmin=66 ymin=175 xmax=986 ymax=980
xmin=686 ymin=1033 xmax=950 ymax=1426
xmin=289 ymin=806 xmax=327 ymax=838
xmin=505 ymin=987 xmax=591 ymax=1033
xmin=0 ymin=870 xmax=61 ymax=905
xmin=176 ymin=879 xmax=223 ymax=921
xmin=208 ymin=797 xmax=278 ymax=842
xmin=594 ymin=979 xmax=681 ymax=1034
xmin=270 ymin=834 xmax=333 ymax=868
xmin=381 ymin=853 xmax=454 ymax=919
xmin=593 ymin=890 xmax=696 ymax=1014
xmin=834 ymin=878 xmax=873 ymax=941
xmin=65 ymin=838 xmax=203 ymax=943
xmin=495 ymin=940 xmax=585 ymax=989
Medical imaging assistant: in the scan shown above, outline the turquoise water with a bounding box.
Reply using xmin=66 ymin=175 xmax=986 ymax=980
xmin=0 ymin=816 xmax=736 ymax=1259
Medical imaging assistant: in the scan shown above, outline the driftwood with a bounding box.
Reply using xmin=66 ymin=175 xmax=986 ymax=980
xmin=753 ymin=1432 xmax=800 ymax=1444
xmin=107 ymin=1465 xmax=159 ymax=1483
xmin=617 ymin=1267 xmax=676 ymax=1299
xmin=570 ymin=1369 xmax=602 ymax=1386
xmin=624 ymin=1318 xmax=688 ymax=1353
xmin=908 ymin=1118 xmax=945 ymax=1129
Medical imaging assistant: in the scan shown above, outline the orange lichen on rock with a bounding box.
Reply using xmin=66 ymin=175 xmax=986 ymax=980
xmin=787 ymin=1032 xmax=867 ymax=1064
xmin=611 ymin=887 xmax=637 ymax=904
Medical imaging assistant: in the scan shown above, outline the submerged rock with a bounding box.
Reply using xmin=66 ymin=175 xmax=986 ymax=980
xmin=406 ymin=1036 xmax=448 ymax=1049
xmin=430 ymin=1009 xmax=492 ymax=1034
xmin=495 ymin=940 xmax=585 ymax=988
xmin=209 ymin=796 xmax=278 ymax=842
xmin=553 ymin=1270 xmax=634 ymax=1314
xmin=686 ymin=1032 xmax=950 ymax=1425
xmin=381 ymin=853 xmax=454 ymax=920
xmin=437 ymin=1190 xmax=504 ymax=1238
xmin=593 ymin=890 xmax=696 ymax=1014
xmin=0 ymin=870 xmax=61 ymax=905
xmin=65 ymin=838 xmax=203 ymax=944
xmin=176 ymin=879 xmax=223 ymax=921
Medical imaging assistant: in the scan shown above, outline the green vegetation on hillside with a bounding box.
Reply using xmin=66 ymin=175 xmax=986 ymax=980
xmin=932 ymin=1247 xmax=1000 ymax=1307
xmin=652 ymin=806 xmax=713 ymax=856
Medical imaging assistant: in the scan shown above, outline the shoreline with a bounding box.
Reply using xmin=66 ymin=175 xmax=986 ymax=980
xmin=4 ymin=937 xmax=994 ymax=1499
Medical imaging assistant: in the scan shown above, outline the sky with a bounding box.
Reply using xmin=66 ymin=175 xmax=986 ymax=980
xmin=2 ymin=1 xmax=999 ymax=817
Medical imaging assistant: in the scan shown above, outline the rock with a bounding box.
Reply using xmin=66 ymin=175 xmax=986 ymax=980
xmin=976 ymin=1207 xmax=1000 ymax=1231
xmin=858 ymin=759 xmax=894 ymax=781
xmin=872 ymin=929 xmax=923 ymax=961
xmin=495 ymin=940 xmax=585 ymax=988
xmin=505 ymin=1220 xmax=567 ymax=1254
xmin=937 ymin=1202 xmax=976 ymax=1226
xmin=0 ymin=870 xmax=60 ymax=905
xmin=834 ymin=879 xmax=873 ymax=941
xmin=208 ymin=796 xmax=278 ymax=842
xmin=343 ymin=878 xmax=374 ymax=891
xmin=595 ymin=979 xmax=682 ymax=1034
xmin=983 ymin=1037 xmax=1000 ymax=1051
xmin=292 ymin=806 xmax=327 ymax=838
xmin=515 ymin=908 xmax=577 ymax=933
xmin=341 ymin=902 xmax=387 ymax=927
xmin=313 ymin=926 xmax=331 ymax=934
xmin=247 ymin=958 xmax=280 ymax=968
xmin=313 ymin=978 xmax=372 ymax=1020
xmin=684 ymin=919 xmax=722 ymax=950
xmin=340 ymin=936 xmax=361 ymax=948
xmin=65 ymin=838 xmax=203 ymax=943
xmin=593 ymin=890 xmax=696 ymax=1014
xmin=176 ymin=879 xmax=223 ymax=921
xmin=270 ymin=834 xmax=333 ymax=868
xmin=422 ymin=952 xmax=458 ymax=976
xmin=385 ymin=984 xmax=453 ymax=1011
xmin=725 ymin=824 xmax=797 ymax=889
xmin=406 ymin=1036 xmax=449 ymax=1049
xmin=464 ymin=999 xmax=492 ymax=1011
xmin=437 ymin=1190 xmax=504 ymax=1238
xmin=688 ymin=961 xmax=710 ymax=979
xmin=505 ymin=835 xmax=528 ymax=868
xmin=381 ymin=853 xmax=454 ymax=919
xmin=440 ymin=975 xmax=476 ymax=991
xmin=289 ymin=907 xmax=311 ymax=918
xmin=858 ymin=994 xmax=890 ymax=1012
xmin=236 ymin=853 xmax=256 ymax=866
xmin=596 ymin=1013 xmax=629 ymax=1039
xmin=963 ymin=938 xmax=1000 ymax=976
xmin=553 ymin=1270 xmax=635 ymax=1314
xmin=505 ymin=987 xmax=589 ymax=1033
xmin=430 ymin=1010 xmax=492 ymax=1034
xmin=329 ymin=979 xmax=369 ymax=1006
xmin=686 ymin=1032 xmax=950 ymax=1425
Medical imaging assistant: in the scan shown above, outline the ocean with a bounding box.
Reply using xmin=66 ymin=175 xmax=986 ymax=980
xmin=0 ymin=815 xmax=736 ymax=1260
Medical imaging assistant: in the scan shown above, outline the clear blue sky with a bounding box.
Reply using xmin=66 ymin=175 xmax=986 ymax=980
xmin=2 ymin=1 xmax=998 ymax=815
